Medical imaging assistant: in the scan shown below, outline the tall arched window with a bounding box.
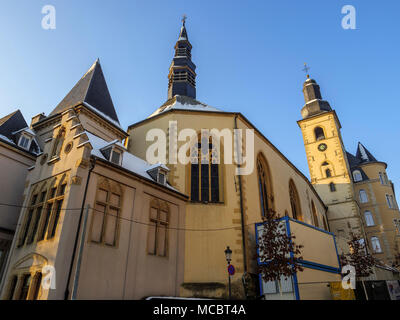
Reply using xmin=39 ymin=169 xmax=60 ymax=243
xmin=289 ymin=180 xmax=302 ymax=221
xmin=359 ymin=189 xmax=368 ymax=203
xmin=51 ymin=126 xmax=65 ymax=159
xmin=257 ymin=154 xmax=274 ymax=218
xmin=371 ymin=236 xmax=382 ymax=253
xmin=314 ymin=127 xmax=325 ymax=141
xmin=311 ymin=201 xmax=319 ymax=228
xmin=352 ymin=170 xmax=362 ymax=182
xmin=90 ymin=178 xmax=122 ymax=246
xmin=190 ymin=135 xmax=220 ymax=203
xmin=364 ymin=211 xmax=374 ymax=226
xmin=147 ymin=199 xmax=169 ymax=257
xmin=325 ymin=169 xmax=332 ymax=178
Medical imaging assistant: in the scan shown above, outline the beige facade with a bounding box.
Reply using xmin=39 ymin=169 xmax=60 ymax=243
xmin=0 ymin=97 xmax=187 ymax=300
xmin=0 ymin=139 xmax=36 ymax=281
xmin=298 ymin=77 xmax=400 ymax=281
xmin=353 ymin=161 xmax=400 ymax=265
xmin=298 ymin=111 xmax=363 ymax=253
xmin=127 ymin=106 xmax=338 ymax=299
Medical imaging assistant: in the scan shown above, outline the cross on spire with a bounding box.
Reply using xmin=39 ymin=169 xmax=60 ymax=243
xmin=182 ymin=14 xmax=187 ymax=26
xmin=302 ymin=63 xmax=310 ymax=78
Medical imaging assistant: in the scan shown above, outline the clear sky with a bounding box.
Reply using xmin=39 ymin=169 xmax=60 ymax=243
xmin=0 ymin=0 xmax=399 ymax=196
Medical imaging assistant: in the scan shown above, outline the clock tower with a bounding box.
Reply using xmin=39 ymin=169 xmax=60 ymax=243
xmin=297 ymin=76 xmax=363 ymax=253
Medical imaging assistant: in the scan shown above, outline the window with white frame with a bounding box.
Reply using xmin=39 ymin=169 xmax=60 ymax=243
xmin=386 ymin=194 xmax=395 ymax=209
xmin=18 ymin=135 xmax=31 ymax=150
xmin=364 ymin=211 xmax=374 ymax=226
xmin=384 ymin=173 xmax=389 ymax=185
xmin=110 ymin=149 xmax=122 ymax=165
xmin=379 ymin=172 xmax=385 ymax=185
xmin=359 ymin=190 xmax=368 ymax=203
xmin=353 ymin=170 xmax=362 ymax=182
xmin=371 ymin=236 xmax=382 ymax=253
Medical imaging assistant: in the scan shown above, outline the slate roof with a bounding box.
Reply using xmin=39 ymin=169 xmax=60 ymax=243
xmin=0 ymin=110 xmax=40 ymax=155
xmin=148 ymin=95 xmax=223 ymax=118
xmin=347 ymin=142 xmax=380 ymax=183
xmin=356 ymin=142 xmax=378 ymax=163
xmin=0 ymin=110 xmax=28 ymax=141
xmin=49 ymin=59 xmax=120 ymax=124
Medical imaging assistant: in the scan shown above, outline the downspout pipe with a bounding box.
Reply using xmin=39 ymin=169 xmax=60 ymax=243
xmin=64 ymin=157 xmax=96 ymax=300
xmin=234 ymin=115 xmax=248 ymax=273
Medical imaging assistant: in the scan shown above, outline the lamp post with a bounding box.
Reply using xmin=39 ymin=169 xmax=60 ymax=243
xmin=224 ymin=246 xmax=232 ymax=299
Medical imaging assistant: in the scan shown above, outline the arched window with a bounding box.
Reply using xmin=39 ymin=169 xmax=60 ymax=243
xmin=364 ymin=211 xmax=374 ymax=226
xmin=289 ymin=180 xmax=302 ymax=221
xmin=257 ymin=154 xmax=274 ymax=218
xmin=359 ymin=190 xmax=368 ymax=203
xmin=311 ymin=201 xmax=319 ymax=228
xmin=90 ymin=178 xmax=122 ymax=246
xmin=51 ymin=127 xmax=65 ymax=159
xmin=148 ymin=199 xmax=169 ymax=257
xmin=329 ymin=182 xmax=336 ymax=192
xmin=190 ymin=135 xmax=220 ymax=203
xmin=5 ymin=275 xmax=18 ymax=300
xmin=325 ymin=169 xmax=332 ymax=178
xmin=371 ymin=237 xmax=382 ymax=253
xmin=314 ymin=127 xmax=325 ymax=141
xmin=353 ymin=170 xmax=362 ymax=182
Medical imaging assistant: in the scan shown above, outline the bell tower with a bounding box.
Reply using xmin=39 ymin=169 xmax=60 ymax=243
xmin=167 ymin=16 xmax=197 ymax=100
xmin=297 ymin=74 xmax=363 ymax=252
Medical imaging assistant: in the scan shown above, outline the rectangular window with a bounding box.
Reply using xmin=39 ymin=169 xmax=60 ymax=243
xmin=201 ymin=164 xmax=209 ymax=202
xmin=27 ymin=206 xmax=42 ymax=244
xmin=387 ymin=194 xmax=393 ymax=209
xmin=104 ymin=207 xmax=118 ymax=246
xmin=7 ymin=276 xmax=18 ymax=300
xmin=91 ymin=187 xmax=120 ymax=247
xmin=19 ymin=210 xmax=33 ymax=246
xmin=211 ymin=164 xmax=219 ymax=202
xmin=111 ymin=150 xmax=121 ymax=165
xmin=148 ymin=205 xmax=169 ymax=256
xmin=91 ymin=203 xmax=106 ymax=243
xmin=18 ymin=274 xmax=31 ymax=300
xmin=31 ymin=273 xmax=42 ymax=300
xmin=48 ymin=200 xmax=63 ymax=238
xmin=38 ymin=203 xmax=53 ymax=241
xmin=379 ymin=173 xmax=385 ymax=185
xmin=190 ymin=164 xmax=199 ymax=202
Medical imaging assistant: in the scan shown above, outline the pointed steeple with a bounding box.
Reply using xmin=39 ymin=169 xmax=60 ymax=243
xmin=50 ymin=59 xmax=120 ymax=124
xmin=356 ymin=142 xmax=378 ymax=163
xmin=301 ymin=77 xmax=332 ymax=119
xmin=167 ymin=17 xmax=197 ymax=100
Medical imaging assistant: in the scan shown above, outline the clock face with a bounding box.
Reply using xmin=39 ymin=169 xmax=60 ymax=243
xmin=318 ymin=143 xmax=327 ymax=152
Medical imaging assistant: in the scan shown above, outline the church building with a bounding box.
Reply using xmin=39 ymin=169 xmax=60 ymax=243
xmin=0 ymin=19 xmax=399 ymax=300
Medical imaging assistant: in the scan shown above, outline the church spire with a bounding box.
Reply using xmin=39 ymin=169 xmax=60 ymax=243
xmin=300 ymin=75 xmax=332 ymax=119
xmin=167 ymin=16 xmax=197 ymax=100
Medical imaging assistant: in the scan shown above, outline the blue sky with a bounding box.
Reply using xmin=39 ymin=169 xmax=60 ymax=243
xmin=0 ymin=0 xmax=399 ymax=195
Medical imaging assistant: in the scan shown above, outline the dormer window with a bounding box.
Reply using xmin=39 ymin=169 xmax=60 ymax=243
xmin=158 ymin=172 xmax=165 ymax=185
xmin=101 ymin=144 xmax=123 ymax=166
xmin=147 ymin=163 xmax=169 ymax=186
xmin=111 ymin=149 xmax=122 ymax=165
xmin=18 ymin=135 xmax=31 ymax=150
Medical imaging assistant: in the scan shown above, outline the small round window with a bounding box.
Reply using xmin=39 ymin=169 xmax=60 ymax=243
xmin=64 ymin=142 xmax=73 ymax=154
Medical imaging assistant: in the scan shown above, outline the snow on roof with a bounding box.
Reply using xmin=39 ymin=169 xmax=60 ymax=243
xmin=0 ymin=134 xmax=15 ymax=145
xmin=149 ymin=95 xmax=223 ymax=118
xmin=85 ymin=132 xmax=177 ymax=191
xmin=147 ymin=163 xmax=170 ymax=172
xmin=12 ymin=127 xmax=35 ymax=136
xmin=83 ymin=102 xmax=123 ymax=130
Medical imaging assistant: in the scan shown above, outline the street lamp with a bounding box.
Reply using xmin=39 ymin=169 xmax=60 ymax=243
xmin=224 ymin=246 xmax=232 ymax=299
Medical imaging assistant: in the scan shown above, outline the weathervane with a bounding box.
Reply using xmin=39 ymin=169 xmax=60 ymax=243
xmin=182 ymin=14 xmax=187 ymax=26
xmin=302 ymin=63 xmax=310 ymax=78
